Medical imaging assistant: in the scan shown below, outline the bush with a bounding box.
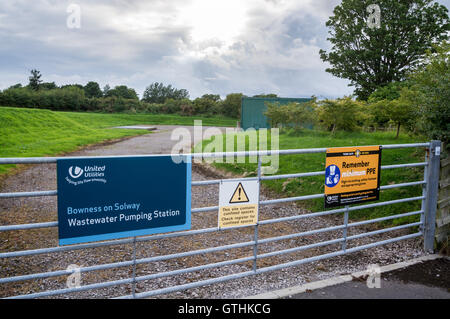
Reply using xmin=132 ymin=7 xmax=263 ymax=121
xmin=316 ymin=96 xmax=365 ymax=132
xmin=142 ymin=82 xmax=189 ymax=103
xmin=177 ymin=99 xmax=195 ymax=116
xmin=0 ymin=84 xmax=234 ymax=118
xmin=410 ymin=41 xmax=450 ymax=154
xmin=265 ymin=99 xmax=317 ymax=131
xmin=222 ymin=93 xmax=243 ymax=118
xmin=0 ymin=87 xmax=87 ymax=111
xmin=193 ymin=97 xmax=219 ymax=115
xmin=366 ymin=87 xmax=420 ymax=138
xmin=265 ymin=102 xmax=290 ymax=128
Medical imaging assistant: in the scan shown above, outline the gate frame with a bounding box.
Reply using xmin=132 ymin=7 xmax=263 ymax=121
xmin=0 ymin=141 xmax=441 ymax=299
xmin=423 ymin=140 xmax=441 ymax=252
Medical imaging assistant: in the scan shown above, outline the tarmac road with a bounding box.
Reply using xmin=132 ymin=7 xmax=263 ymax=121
xmin=289 ymin=257 xmax=450 ymax=299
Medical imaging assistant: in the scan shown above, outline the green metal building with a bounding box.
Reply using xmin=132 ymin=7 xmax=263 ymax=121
xmin=240 ymin=97 xmax=311 ymax=130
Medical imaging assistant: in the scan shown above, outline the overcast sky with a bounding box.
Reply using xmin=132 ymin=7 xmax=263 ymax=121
xmin=0 ymin=0 xmax=449 ymax=99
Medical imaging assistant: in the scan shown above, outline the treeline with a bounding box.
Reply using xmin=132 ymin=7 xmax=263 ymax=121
xmin=0 ymin=86 xmax=243 ymax=118
xmin=266 ymin=96 xmax=408 ymax=137
xmin=266 ymin=42 xmax=449 ymax=150
xmin=0 ymin=73 xmax=243 ymax=118
xmin=267 ymin=88 xmax=433 ymax=139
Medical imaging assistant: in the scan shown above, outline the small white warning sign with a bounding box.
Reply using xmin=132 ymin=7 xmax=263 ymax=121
xmin=218 ymin=180 xmax=259 ymax=229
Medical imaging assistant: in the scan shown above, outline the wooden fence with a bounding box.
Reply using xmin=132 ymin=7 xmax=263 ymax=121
xmin=436 ymin=156 xmax=450 ymax=253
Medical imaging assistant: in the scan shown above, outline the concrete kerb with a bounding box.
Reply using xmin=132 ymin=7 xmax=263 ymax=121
xmin=244 ymin=254 xmax=445 ymax=299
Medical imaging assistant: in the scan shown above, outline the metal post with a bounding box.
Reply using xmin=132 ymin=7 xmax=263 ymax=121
xmin=423 ymin=140 xmax=441 ymax=252
xmin=132 ymin=236 xmax=137 ymax=298
xmin=253 ymin=156 xmax=262 ymax=272
xmin=342 ymin=206 xmax=349 ymax=251
xmin=420 ymin=150 xmax=429 ymax=234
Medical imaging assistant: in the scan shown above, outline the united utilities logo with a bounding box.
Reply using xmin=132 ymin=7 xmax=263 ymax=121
xmin=68 ymin=166 xmax=84 ymax=179
xmin=65 ymin=165 xmax=107 ymax=186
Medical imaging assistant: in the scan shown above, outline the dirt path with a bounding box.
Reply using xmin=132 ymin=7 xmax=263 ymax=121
xmin=0 ymin=125 xmax=427 ymax=298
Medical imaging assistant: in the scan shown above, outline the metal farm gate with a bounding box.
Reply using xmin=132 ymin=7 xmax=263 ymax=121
xmin=0 ymin=141 xmax=441 ymax=299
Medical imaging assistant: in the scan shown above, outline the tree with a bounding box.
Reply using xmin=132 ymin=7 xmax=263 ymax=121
xmin=142 ymin=82 xmax=189 ymax=103
xmin=172 ymin=88 xmax=189 ymax=101
xmin=61 ymin=84 xmax=84 ymax=90
xmin=367 ymin=86 xmax=419 ymax=137
xmin=316 ymin=96 xmax=365 ymax=132
xmin=288 ymin=99 xmax=317 ymax=130
xmin=8 ymin=83 xmax=22 ymax=89
xmin=142 ymin=82 xmax=164 ymax=103
xmin=84 ymin=81 xmax=103 ymax=98
xmin=410 ymin=41 xmax=450 ymax=153
xmin=390 ymin=89 xmax=418 ymax=138
xmin=39 ymin=82 xmax=57 ymax=90
xmin=368 ymin=81 xmax=409 ymax=102
xmin=222 ymin=93 xmax=244 ymax=118
xmin=367 ymin=81 xmax=411 ymax=129
xmin=367 ymin=99 xmax=392 ymax=129
xmin=319 ymin=0 xmax=449 ymax=100
xmin=28 ymin=69 xmax=42 ymax=91
xmin=201 ymin=94 xmax=221 ymax=102
xmin=193 ymin=96 xmax=217 ymax=114
xmin=264 ymin=99 xmax=316 ymax=130
xmin=103 ymin=84 xmax=111 ymax=96
xmin=105 ymin=85 xmax=139 ymax=100
xmin=265 ymin=102 xmax=290 ymax=129
xmin=253 ymin=94 xmax=278 ymax=98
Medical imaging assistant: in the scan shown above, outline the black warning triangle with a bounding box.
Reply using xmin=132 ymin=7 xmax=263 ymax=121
xmin=229 ymin=182 xmax=250 ymax=204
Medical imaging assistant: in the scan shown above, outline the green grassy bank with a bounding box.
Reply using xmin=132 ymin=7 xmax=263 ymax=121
xmin=0 ymin=107 xmax=236 ymax=175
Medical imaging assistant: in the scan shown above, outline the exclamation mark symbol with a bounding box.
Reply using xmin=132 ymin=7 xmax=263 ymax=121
xmin=229 ymin=182 xmax=249 ymax=204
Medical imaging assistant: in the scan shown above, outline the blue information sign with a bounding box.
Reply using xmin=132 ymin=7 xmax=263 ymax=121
xmin=57 ymin=155 xmax=191 ymax=245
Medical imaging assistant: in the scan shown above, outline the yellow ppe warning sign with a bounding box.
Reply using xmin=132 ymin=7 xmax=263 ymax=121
xmin=219 ymin=180 xmax=259 ymax=229
xmin=324 ymin=145 xmax=381 ymax=208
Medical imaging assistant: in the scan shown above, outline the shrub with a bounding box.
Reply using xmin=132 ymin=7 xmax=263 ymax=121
xmin=316 ymin=96 xmax=364 ymax=132
xmin=265 ymin=102 xmax=290 ymax=128
xmin=265 ymin=99 xmax=317 ymax=131
xmin=410 ymin=41 xmax=450 ymax=154
xmin=222 ymin=93 xmax=243 ymax=118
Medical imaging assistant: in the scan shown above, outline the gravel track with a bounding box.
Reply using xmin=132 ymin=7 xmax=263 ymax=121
xmin=0 ymin=126 xmax=427 ymax=299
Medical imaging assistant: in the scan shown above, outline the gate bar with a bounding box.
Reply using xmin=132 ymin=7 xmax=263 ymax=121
xmin=5 ymin=226 xmax=422 ymax=299
xmin=0 ymin=197 xmax=424 ymax=257
xmin=115 ymin=232 xmax=422 ymax=299
xmin=0 ymin=180 xmax=426 ymax=232
xmin=0 ymin=164 xmax=427 ymax=199
xmin=0 ymin=210 xmax=423 ymax=286
xmin=0 ymin=143 xmax=431 ymax=165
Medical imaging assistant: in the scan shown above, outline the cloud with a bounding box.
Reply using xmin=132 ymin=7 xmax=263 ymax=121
xmin=0 ymin=0 xmax=354 ymax=98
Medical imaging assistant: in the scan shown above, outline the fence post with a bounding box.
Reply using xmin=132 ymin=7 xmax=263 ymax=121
xmin=423 ymin=140 xmax=441 ymax=252
xmin=435 ymin=156 xmax=450 ymax=252
xmin=420 ymin=150 xmax=429 ymax=234
xmin=131 ymin=236 xmax=137 ymax=298
xmin=342 ymin=205 xmax=349 ymax=252
xmin=253 ymin=156 xmax=262 ymax=272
